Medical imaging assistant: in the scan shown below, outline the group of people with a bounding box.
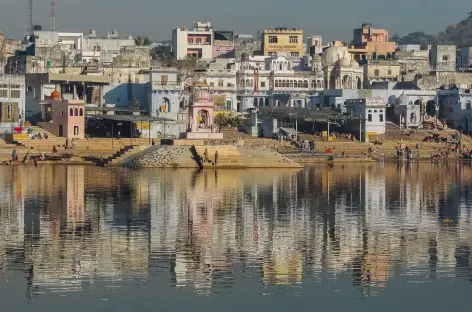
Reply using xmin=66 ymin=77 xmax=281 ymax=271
xmin=203 ymin=148 xmax=219 ymax=165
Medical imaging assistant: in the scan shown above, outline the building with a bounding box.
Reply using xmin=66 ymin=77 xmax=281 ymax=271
xmin=457 ymin=47 xmax=472 ymax=69
xmin=306 ymin=35 xmax=323 ymax=56
xmin=393 ymin=92 xmax=422 ymax=128
xmin=234 ymin=34 xmax=260 ymax=59
xmin=364 ymin=60 xmax=401 ymax=88
xmin=261 ymin=28 xmax=304 ymax=58
xmin=437 ymin=87 xmax=472 ymax=131
xmin=321 ymin=46 xmax=364 ymax=90
xmin=398 ymin=45 xmax=421 ymax=52
xmin=81 ymin=29 xmax=135 ymax=64
xmin=351 ymin=23 xmax=396 ymax=62
xmin=172 ymin=22 xmax=213 ymax=60
xmin=40 ymin=89 xmax=85 ymax=139
xmin=0 ymin=75 xmax=25 ymax=133
xmin=429 ymin=45 xmax=456 ymax=71
xmin=345 ymin=97 xmax=387 ymax=142
xmin=213 ymin=31 xmax=235 ymax=58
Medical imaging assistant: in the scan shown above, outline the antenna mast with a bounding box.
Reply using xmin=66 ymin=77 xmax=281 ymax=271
xmin=28 ymin=0 xmax=34 ymax=35
xmin=51 ymin=1 xmax=56 ymax=31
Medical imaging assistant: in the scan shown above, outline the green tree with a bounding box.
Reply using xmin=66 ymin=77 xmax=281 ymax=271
xmin=214 ymin=114 xmax=243 ymax=132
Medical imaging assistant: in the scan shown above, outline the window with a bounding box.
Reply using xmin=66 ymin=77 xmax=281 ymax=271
xmin=209 ymin=82 xmax=214 ymax=87
xmin=79 ymin=108 xmax=83 ymax=116
xmin=368 ymin=114 xmax=372 ymax=122
xmin=387 ymin=69 xmax=392 ymax=75
xmin=303 ymin=80 xmax=308 ymax=88
xmin=7 ymin=105 xmax=11 ymax=120
xmin=260 ymin=81 xmax=266 ymax=88
xmin=268 ymin=52 xmax=277 ymax=57
xmin=0 ymin=84 xmax=7 ymax=98
xmin=74 ymin=108 xmax=78 ymax=116
xmin=160 ymin=75 xmax=168 ymax=86
xmin=74 ymin=126 xmax=79 ymax=135
xmin=61 ymin=111 xmax=64 ymax=116
xmin=268 ymin=36 xmax=278 ymax=43
xmin=290 ymin=52 xmax=299 ymax=58
xmin=379 ymin=114 xmax=384 ymax=122
xmin=374 ymin=69 xmax=380 ymax=76
xmin=289 ymin=36 xmax=298 ymax=44
xmin=70 ymin=108 xmax=73 ymax=116
xmin=218 ymin=80 xmax=224 ymax=87
xmin=443 ymin=55 xmax=449 ymax=61
xmin=275 ymin=80 xmax=279 ymax=88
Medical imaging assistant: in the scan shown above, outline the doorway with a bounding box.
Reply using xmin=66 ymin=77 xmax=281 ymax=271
xmin=58 ymin=125 xmax=64 ymax=137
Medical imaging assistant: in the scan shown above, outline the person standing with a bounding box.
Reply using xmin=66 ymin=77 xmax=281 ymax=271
xmin=204 ymin=148 xmax=209 ymax=163
xmin=71 ymin=138 xmax=76 ymax=150
xmin=65 ymin=138 xmax=69 ymax=150
xmin=214 ymin=151 xmax=218 ymax=165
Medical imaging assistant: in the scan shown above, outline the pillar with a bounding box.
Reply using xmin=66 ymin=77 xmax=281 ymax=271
xmin=98 ymin=86 xmax=103 ymax=106
xmin=73 ymin=84 xmax=78 ymax=100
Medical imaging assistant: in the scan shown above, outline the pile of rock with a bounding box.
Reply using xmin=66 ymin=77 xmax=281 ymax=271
xmin=121 ymin=146 xmax=198 ymax=168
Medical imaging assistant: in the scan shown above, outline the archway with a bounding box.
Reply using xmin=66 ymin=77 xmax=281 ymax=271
xmin=58 ymin=125 xmax=63 ymax=137
xmin=259 ymin=98 xmax=264 ymax=106
xmin=329 ymin=75 xmax=336 ymax=89
xmin=198 ymin=109 xmax=210 ymax=128
xmin=342 ymin=75 xmax=351 ymax=89
xmin=74 ymin=108 xmax=78 ymax=116
xmin=253 ymin=97 xmax=258 ymax=107
xmin=265 ymin=98 xmax=270 ymax=106
xmin=426 ymin=100 xmax=436 ymax=115
xmin=162 ymin=97 xmax=170 ymax=112
xmin=356 ymin=76 xmax=362 ymax=89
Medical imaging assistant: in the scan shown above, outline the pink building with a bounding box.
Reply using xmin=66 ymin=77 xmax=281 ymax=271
xmin=212 ymin=30 xmax=235 ymax=58
xmin=353 ymin=23 xmax=389 ymax=45
xmin=41 ymin=90 xmax=85 ymax=139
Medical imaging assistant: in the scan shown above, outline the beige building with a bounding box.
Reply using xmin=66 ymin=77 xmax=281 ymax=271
xmin=261 ymin=28 xmax=304 ymax=58
xmin=364 ymin=61 xmax=401 ymax=88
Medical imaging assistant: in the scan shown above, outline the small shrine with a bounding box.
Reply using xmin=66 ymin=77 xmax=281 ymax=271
xmin=184 ymin=82 xmax=223 ymax=139
xmin=40 ymin=90 xmax=85 ymax=139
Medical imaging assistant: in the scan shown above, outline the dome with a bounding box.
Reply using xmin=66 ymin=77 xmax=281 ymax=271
xmin=340 ymin=55 xmax=351 ymax=66
xmin=50 ymin=90 xmax=60 ymax=100
xmin=350 ymin=59 xmax=359 ymax=67
xmin=322 ymin=46 xmax=350 ymax=67
xmin=194 ymin=89 xmax=211 ymax=101
xmin=397 ymin=92 xmax=408 ymax=105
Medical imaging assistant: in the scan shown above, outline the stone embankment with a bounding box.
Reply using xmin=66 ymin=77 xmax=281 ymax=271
xmin=120 ymin=145 xmax=301 ymax=169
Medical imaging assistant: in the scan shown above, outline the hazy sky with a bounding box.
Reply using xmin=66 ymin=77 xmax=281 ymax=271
xmin=0 ymin=0 xmax=470 ymax=41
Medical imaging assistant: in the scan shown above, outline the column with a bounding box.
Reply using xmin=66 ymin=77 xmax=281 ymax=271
xmin=98 ymin=86 xmax=103 ymax=106
xmin=73 ymin=84 xmax=78 ymax=100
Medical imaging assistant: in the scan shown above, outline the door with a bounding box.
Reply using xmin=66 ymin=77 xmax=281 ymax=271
xmin=58 ymin=125 xmax=63 ymax=137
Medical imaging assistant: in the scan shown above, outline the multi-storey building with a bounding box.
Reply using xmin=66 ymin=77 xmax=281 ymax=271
xmin=261 ymin=28 xmax=304 ymax=58
xmin=0 ymin=74 xmax=25 ymax=132
xmin=172 ymin=22 xmax=214 ymax=60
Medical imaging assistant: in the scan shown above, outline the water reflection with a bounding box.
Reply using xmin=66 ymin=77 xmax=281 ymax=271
xmin=0 ymin=163 xmax=471 ymax=300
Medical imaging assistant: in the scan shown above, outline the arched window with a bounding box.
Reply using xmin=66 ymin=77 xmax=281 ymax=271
xmin=69 ymin=108 xmax=73 ymax=116
xmin=74 ymin=108 xmax=78 ymax=116
xmin=275 ymin=80 xmax=279 ymax=88
xmin=290 ymin=80 xmax=294 ymax=88
xmin=298 ymin=81 xmax=303 ymax=88
xmin=79 ymin=108 xmax=83 ymax=116
xmin=283 ymin=80 xmax=288 ymax=88
xmin=311 ymin=80 xmax=316 ymax=88
xmin=303 ymin=80 xmax=308 ymax=88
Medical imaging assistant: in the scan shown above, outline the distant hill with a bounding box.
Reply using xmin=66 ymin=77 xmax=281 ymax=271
xmin=392 ymin=12 xmax=472 ymax=47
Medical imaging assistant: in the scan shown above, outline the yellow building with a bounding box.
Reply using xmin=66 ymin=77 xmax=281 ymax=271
xmin=261 ymin=28 xmax=304 ymax=58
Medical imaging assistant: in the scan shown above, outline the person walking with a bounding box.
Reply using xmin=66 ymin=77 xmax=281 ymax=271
xmin=214 ymin=151 xmax=218 ymax=165
xmin=52 ymin=145 xmax=57 ymax=156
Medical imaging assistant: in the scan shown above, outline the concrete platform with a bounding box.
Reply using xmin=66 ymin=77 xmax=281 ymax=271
xmin=184 ymin=132 xmax=224 ymax=139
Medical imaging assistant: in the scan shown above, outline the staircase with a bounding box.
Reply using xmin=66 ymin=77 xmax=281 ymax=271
xmin=94 ymin=145 xmax=136 ymax=167
xmin=195 ymin=146 xmax=243 ymax=168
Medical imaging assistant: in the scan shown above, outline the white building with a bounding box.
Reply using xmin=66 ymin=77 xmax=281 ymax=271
xmin=0 ymin=75 xmax=25 ymax=133
xmin=345 ymin=97 xmax=387 ymax=141
xmin=33 ymin=30 xmax=84 ymax=51
xmin=172 ymin=22 xmax=214 ymax=60
xmin=81 ymin=29 xmax=135 ymax=64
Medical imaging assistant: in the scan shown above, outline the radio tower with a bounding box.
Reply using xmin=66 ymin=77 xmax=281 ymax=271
xmin=51 ymin=1 xmax=56 ymax=31
xmin=28 ymin=0 xmax=34 ymax=35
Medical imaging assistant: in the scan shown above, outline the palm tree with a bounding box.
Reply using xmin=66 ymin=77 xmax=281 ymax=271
xmin=134 ymin=36 xmax=153 ymax=46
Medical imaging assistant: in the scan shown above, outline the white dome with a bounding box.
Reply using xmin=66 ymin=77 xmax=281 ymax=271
xmin=350 ymin=59 xmax=359 ymax=67
xmin=322 ymin=46 xmax=350 ymax=67
xmin=340 ymin=55 xmax=351 ymax=66
xmin=397 ymin=92 xmax=408 ymax=105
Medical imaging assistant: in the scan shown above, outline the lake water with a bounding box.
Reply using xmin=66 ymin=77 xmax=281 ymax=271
xmin=0 ymin=163 xmax=471 ymax=311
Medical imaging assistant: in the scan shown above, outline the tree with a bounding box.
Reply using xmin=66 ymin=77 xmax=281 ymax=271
xmin=213 ymin=114 xmax=243 ymax=132
xmin=134 ymin=36 xmax=153 ymax=46
xmin=165 ymin=55 xmax=208 ymax=109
